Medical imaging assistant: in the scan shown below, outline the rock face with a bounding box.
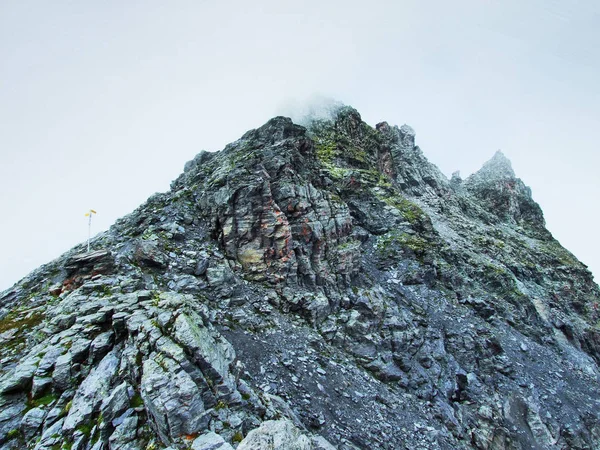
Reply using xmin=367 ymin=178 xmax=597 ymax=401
xmin=1 ymin=104 xmax=599 ymax=450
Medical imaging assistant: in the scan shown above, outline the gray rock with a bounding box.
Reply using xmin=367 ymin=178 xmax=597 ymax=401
xmin=52 ymin=352 xmax=73 ymax=391
xmin=35 ymin=346 xmax=64 ymax=376
xmin=50 ymin=313 xmax=77 ymax=330
xmin=311 ymin=436 xmax=337 ymax=450
xmin=31 ymin=376 xmax=53 ymax=398
xmin=90 ymin=330 xmax=115 ymax=362
xmin=77 ymin=311 xmax=110 ymax=326
xmin=194 ymin=258 xmax=209 ymax=276
xmin=62 ymin=349 xmax=120 ymax=432
xmin=70 ymin=338 xmax=92 ymax=363
xmin=173 ymin=313 xmax=236 ymax=388
xmin=89 ymin=440 xmax=105 ymax=450
xmin=191 ymin=431 xmax=234 ymax=450
xmin=161 ymin=221 xmax=186 ymax=240
xmin=206 ymin=265 xmax=234 ymax=287
xmin=108 ymin=415 xmax=138 ymax=450
xmin=3 ymin=105 xmax=600 ymax=450
xmin=133 ymin=240 xmax=168 ymax=268
xmin=141 ymin=356 xmax=208 ymax=444
xmin=0 ymin=356 xmax=41 ymax=394
xmin=70 ymin=433 xmax=87 ymax=450
xmin=236 ymin=420 xmax=314 ymax=450
xmin=101 ymin=382 xmax=130 ymax=425
xmin=65 ymin=250 xmax=113 ymax=276
xmin=286 ymin=293 xmax=330 ymax=325
xmin=112 ymin=408 xmax=135 ymax=427
xmin=0 ymin=403 xmax=26 ymax=444
xmin=20 ymin=407 xmax=47 ymax=441
xmin=167 ymin=274 xmax=206 ymax=294
xmin=43 ymin=404 xmax=67 ymax=430
xmin=33 ymin=418 xmax=64 ymax=450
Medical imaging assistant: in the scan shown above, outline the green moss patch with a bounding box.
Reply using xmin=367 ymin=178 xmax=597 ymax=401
xmin=28 ymin=392 xmax=57 ymax=409
xmin=0 ymin=309 xmax=45 ymax=334
xmin=0 ymin=308 xmax=45 ymax=360
xmin=381 ymin=195 xmax=426 ymax=225
xmin=130 ymin=392 xmax=144 ymax=408
xmin=376 ymin=231 xmax=430 ymax=260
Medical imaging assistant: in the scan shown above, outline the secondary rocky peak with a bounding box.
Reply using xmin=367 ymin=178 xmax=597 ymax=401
xmin=472 ymin=150 xmax=516 ymax=181
xmin=477 ymin=150 xmax=515 ymax=180
xmin=461 ymin=150 xmax=548 ymax=232
xmin=1 ymin=104 xmax=599 ymax=450
xmin=398 ymin=124 xmax=416 ymax=148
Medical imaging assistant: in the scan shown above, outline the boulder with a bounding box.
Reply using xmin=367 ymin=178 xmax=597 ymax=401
xmin=101 ymin=382 xmax=131 ymax=425
xmin=141 ymin=356 xmax=208 ymax=444
xmin=237 ymin=420 xmax=331 ymax=450
xmin=133 ymin=241 xmax=167 ymax=268
xmin=20 ymin=407 xmax=47 ymax=441
xmin=62 ymin=349 xmax=120 ymax=432
xmin=191 ymin=431 xmax=234 ymax=450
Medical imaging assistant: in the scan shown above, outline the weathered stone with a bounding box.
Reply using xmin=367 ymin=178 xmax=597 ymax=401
xmin=2 ymin=105 xmax=600 ymax=450
xmin=206 ymin=264 xmax=234 ymax=287
xmin=50 ymin=313 xmax=77 ymax=330
xmin=0 ymin=403 xmax=26 ymax=444
xmin=108 ymin=415 xmax=138 ymax=450
xmin=141 ymin=356 xmax=208 ymax=444
xmin=65 ymin=250 xmax=113 ymax=273
xmin=70 ymin=338 xmax=92 ymax=363
xmin=63 ymin=349 xmax=120 ymax=432
xmin=236 ymin=420 xmax=312 ymax=450
xmin=191 ymin=431 xmax=234 ymax=450
xmin=43 ymin=404 xmax=66 ymax=430
xmin=194 ymin=258 xmax=209 ymax=276
xmin=101 ymin=382 xmax=131 ymax=425
xmin=77 ymin=310 xmax=111 ymax=326
xmin=112 ymin=408 xmax=135 ymax=427
xmin=161 ymin=221 xmax=186 ymax=240
xmin=167 ymin=274 xmax=206 ymax=294
xmin=20 ymin=407 xmax=47 ymax=441
xmin=52 ymin=353 xmax=73 ymax=391
xmin=173 ymin=313 xmax=235 ymax=388
xmin=33 ymin=417 xmax=64 ymax=450
xmin=310 ymin=436 xmax=337 ymax=450
xmin=133 ymin=240 xmax=168 ymax=268
xmin=0 ymin=356 xmax=40 ymax=394
xmin=31 ymin=376 xmax=52 ymax=398
xmin=35 ymin=346 xmax=64 ymax=376
xmin=90 ymin=330 xmax=115 ymax=362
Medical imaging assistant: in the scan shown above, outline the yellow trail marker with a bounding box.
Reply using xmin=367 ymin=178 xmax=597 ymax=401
xmin=86 ymin=209 xmax=97 ymax=252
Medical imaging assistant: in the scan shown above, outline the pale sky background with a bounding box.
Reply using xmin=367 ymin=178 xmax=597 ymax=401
xmin=1 ymin=0 xmax=599 ymax=290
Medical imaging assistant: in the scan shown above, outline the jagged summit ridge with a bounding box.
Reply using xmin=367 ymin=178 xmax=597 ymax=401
xmin=462 ymin=149 xmax=544 ymax=230
xmin=471 ymin=150 xmax=516 ymax=181
xmin=0 ymin=105 xmax=599 ymax=450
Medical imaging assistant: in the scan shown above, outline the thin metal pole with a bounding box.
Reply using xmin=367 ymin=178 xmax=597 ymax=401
xmin=87 ymin=211 xmax=92 ymax=252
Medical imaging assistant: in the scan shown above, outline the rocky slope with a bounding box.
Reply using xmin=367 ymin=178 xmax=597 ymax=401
xmin=1 ymin=105 xmax=599 ymax=450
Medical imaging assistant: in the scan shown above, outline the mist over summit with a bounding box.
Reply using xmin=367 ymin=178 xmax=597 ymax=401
xmin=1 ymin=106 xmax=599 ymax=449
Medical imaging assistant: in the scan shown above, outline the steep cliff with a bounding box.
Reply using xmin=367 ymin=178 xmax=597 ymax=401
xmin=1 ymin=105 xmax=599 ymax=450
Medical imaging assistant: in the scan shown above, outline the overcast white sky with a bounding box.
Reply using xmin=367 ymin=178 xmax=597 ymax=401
xmin=1 ymin=0 xmax=599 ymax=290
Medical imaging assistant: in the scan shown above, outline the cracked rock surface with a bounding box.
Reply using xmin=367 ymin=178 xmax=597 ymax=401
xmin=1 ymin=105 xmax=599 ymax=449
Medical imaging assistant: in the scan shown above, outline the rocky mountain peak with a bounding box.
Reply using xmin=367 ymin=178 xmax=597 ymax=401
xmin=239 ymin=115 xmax=307 ymax=145
xmin=472 ymin=150 xmax=516 ymax=181
xmin=1 ymin=104 xmax=599 ymax=450
xmin=462 ymin=150 xmax=546 ymax=232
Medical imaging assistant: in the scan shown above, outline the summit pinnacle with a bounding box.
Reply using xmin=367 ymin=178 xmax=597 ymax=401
xmin=473 ymin=150 xmax=516 ymax=181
